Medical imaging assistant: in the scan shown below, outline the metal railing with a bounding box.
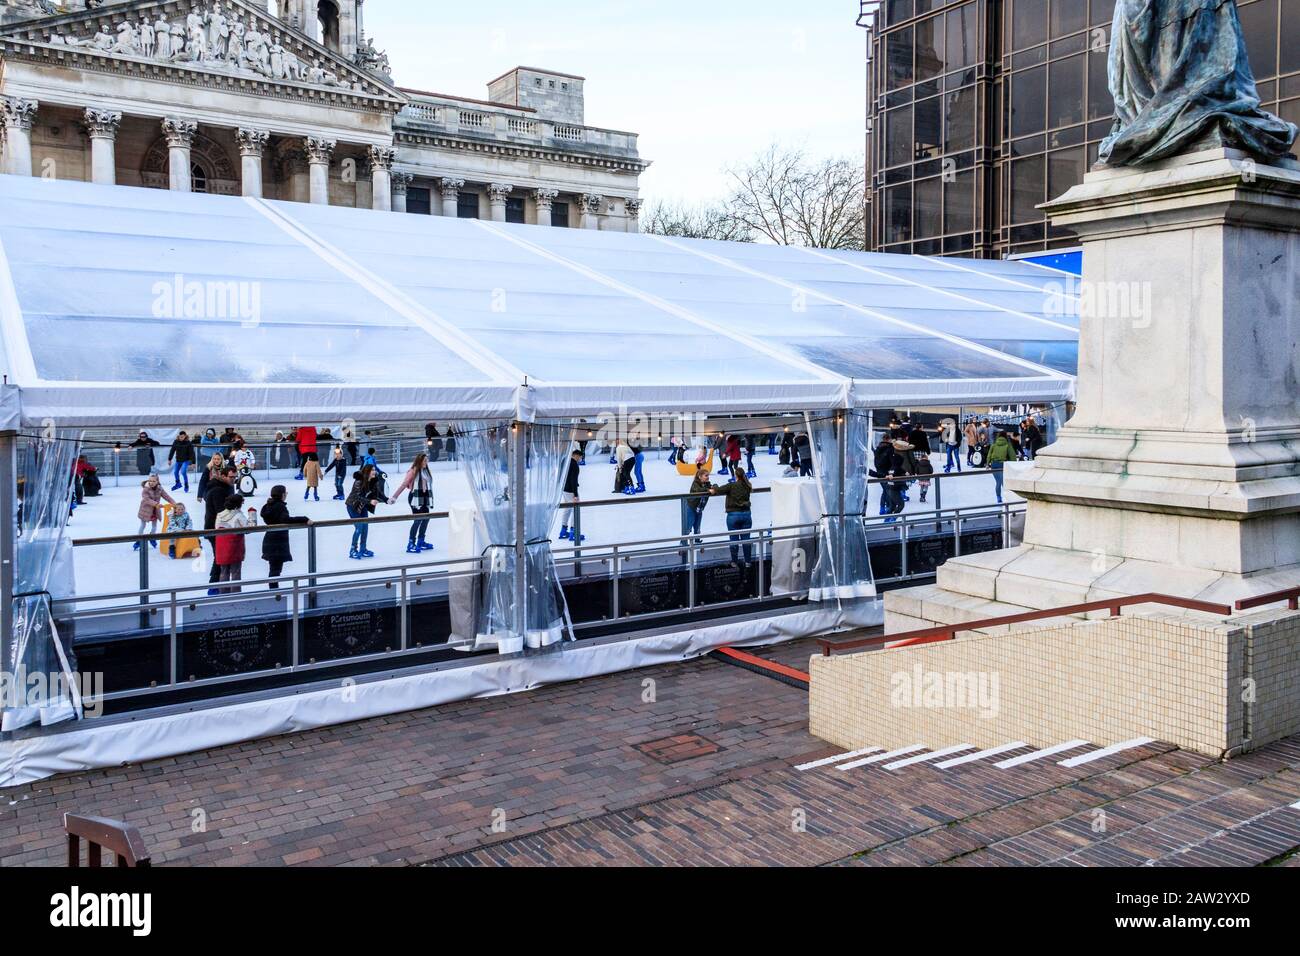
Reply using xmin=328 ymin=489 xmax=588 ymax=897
xmin=65 ymin=813 xmax=152 ymax=868
xmin=1235 ymin=587 xmax=1300 ymax=612
xmin=818 ymin=593 xmax=1237 ymax=655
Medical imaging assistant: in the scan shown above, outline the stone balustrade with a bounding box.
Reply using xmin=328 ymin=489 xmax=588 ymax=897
xmin=397 ymin=93 xmax=641 ymax=158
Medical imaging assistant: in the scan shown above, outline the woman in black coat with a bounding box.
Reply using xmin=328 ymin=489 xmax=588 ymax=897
xmin=260 ymin=484 xmax=310 ymax=588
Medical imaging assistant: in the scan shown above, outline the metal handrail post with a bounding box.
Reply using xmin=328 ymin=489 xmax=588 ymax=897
xmin=307 ymin=524 xmax=318 ymax=611
xmin=399 ymin=568 xmax=408 ymax=651
xmin=168 ymin=590 xmax=178 ymax=686
xmin=291 ymin=578 xmax=300 ymax=667
xmin=573 ymin=501 xmax=583 ymax=578
xmin=611 ymin=544 xmax=620 ymax=618
xmin=138 ymin=539 xmax=149 ymax=630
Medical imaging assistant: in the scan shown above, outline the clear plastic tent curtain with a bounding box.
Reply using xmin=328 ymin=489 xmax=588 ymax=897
xmin=459 ymin=421 xmax=573 ymax=654
xmin=807 ymin=410 xmax=876 ymax=603
xmin=2 ymin=431 xmax=82 ymax=731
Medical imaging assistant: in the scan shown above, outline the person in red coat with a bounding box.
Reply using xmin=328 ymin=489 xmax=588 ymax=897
xmin=724 ymin=435 xmax=742 ymax=482
xmin=294 ymin=425 xmax=318 ymax=480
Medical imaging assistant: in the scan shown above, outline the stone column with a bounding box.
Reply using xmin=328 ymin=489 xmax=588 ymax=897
xmin=369 ymin=145 xmax=395 ymax=212
xmin=488 ymin=183 xmax=513 ymax=222
xmin=578 ymin=193 xmax=604 ymax=230
xmin=304 ymin=136 xmax=336 ymax=205
xmin=161 ymin=117 xmax=197 ymax=192
xmin=440 ymin=177 xmax=465 ymax=218
xmin=235 ymin=128 xmax=270 ymax=198
xmin=624 ymin=197 xmax=643 ymax=233
xmin=534 ymin=188 xmax=558 ymax=227
xmin=83 ymin=108 xmax=122 ymax=186
xmin=1 ymin=97 xmax=38 ymax=177
xmin=391 ymin=171 xmax=413 ymax=213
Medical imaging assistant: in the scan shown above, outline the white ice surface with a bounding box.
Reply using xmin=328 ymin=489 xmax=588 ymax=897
xmin=65 ymin=450 xmax=1020 ymax=600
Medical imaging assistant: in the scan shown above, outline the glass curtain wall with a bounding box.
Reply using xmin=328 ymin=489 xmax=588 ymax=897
xmin=867 ymin=0 xmax=1299 ymax=258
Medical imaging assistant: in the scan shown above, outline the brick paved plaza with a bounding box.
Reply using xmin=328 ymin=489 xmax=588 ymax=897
xmin=3 ymin=637 xmax=1300 ymax=867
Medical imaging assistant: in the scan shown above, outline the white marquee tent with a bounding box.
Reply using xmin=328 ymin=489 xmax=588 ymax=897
xmin=0 ymin=174 xmax=1078 ymax=428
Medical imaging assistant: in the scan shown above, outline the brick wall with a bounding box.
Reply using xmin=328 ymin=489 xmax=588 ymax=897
xmin=807 ymin=609 xmax=1299 ymax=758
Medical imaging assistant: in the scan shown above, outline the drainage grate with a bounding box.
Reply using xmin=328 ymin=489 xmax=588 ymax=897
xmin=634 ymin=733 xmax=722 ymax=765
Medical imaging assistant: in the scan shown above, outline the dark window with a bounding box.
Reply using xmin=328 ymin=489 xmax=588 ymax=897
xmin=505 ymin=196 xmax=526 ymax=224
xmin=915 ymin=95 xmax=943 ymax=159
xmin=1012 ymin=0 xmax=1049 ymax=49
xmin=915 ymin=176 xmax=943 ymax=239
xmin=1011 ymin=155 xmax=1046 ymax=223
xmin=886 ymin=105 xmax=914 ymax=166
xmin=1048 ymin=147 xmax=1086 ymax=202
xmin=944 ymin=87 xmax=977 ymax=153
xmin=945 ymin=2 xmax=978 ymax=70
xmin=552 ymin=201 xmax=570 ymax=228
xmin=884 ymin=183 xmax=913 ymax=243
xmin=1048 ymin=54 xmax=1086 ymax=128
xmin=1239 ymin=0 xmax=1279 ymax=80
xmin=1281 ymin=0 xmax=1299 ymax=74
xmin=407 ymin=187 xmax=431 ymax=215
xmin=886 ymin=0 xmax=914 ymax=27
xmin=887 ymin=26 xmax=915 ymax=89
xmin=191 ymin=163 xmax=208 ymax=194
xmin=915 ymin=15 xmax=945 ymax=81
xmin=1010 ymin=65 xmax=1047 ymax=137
xmin=1050 ymin=0 xmax=1088 ymax=37
xmin=1087 ymin=47 xmax=1113 ymax=120
xmin=945 ymin=170 xmax=975 ymax=235
xmin=457 ymin=192 xmax=479 ymax=219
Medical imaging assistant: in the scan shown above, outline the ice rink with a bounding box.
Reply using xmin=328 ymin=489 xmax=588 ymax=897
xmin=65 ymin=448 xmax=1021 ymax=599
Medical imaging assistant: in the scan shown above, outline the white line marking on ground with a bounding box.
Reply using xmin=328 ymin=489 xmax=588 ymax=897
xmin=884 ymin=744 xmax=974 ymax=770
xmin=838 ymin=744 xmax=926 ymax=770
xmin=796 ymin=747 xmax=882 ymax=771
xmin=934 ymin=742 xmax=1029 ymax=769
xmin=995 ymin=740 xmax=1090 ymax=769
xmin=1058 ymin=737 xmax=1155 ymax=768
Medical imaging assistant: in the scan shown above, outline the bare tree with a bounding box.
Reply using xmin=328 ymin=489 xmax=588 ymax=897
xmin=641 ymin=200 xmax=753 ymax=243
xmin=722 ymin=145 xmax=866 ymax=250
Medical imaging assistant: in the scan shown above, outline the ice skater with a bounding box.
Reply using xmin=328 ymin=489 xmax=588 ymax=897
xmin=260 ymin=485 xmax=309 ymax=589
xmin=345 ymin=464 xmax=382 ymax=559
xmin=322 ymin=446 xmax=347 ymax=500
xmin=133 ymin=474 xmax=175 ymax=551
xmin=213 ymin=493 xmax=257 ymax=593
xmin=557 ymin=448 xmax=585 ymax=542
xmin=167 ymin=430 xmax=194 ymax=492
xmin=389 ymin=452 xmax=435 ymax=553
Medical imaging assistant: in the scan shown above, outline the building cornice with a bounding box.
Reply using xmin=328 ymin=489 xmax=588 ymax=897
xmin=394 ymin=128 xmax=650 ymax=174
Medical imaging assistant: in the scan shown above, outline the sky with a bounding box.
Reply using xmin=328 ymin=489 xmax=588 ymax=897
xmin=363 ymin=1 xmax=868 ymax=204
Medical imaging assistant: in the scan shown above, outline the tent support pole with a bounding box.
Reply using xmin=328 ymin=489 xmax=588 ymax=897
xmin=837 ymin=409 xmax=848 ymax=596
xmin=511 ymin=422 xmax=527 ymax=647
xmin=0 ymin=432 xmax=14 ymax=685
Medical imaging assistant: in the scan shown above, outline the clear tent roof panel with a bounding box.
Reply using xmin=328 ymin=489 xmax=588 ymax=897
xmin=0 ymin=175 xmax=1077 ymax=426
xmin=271 ymin=200 xmax=830 ymax=386
xmin=0 ymin=178 xmax=494 ymax=388
xmin=510 ymin=223 xmax=1065 ymax=382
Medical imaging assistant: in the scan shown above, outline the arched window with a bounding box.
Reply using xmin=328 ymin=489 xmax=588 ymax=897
xmin=317 ymin=0 xmax=340 ymax=52
xmin=191 ymin=162 xmax=209 ymax=194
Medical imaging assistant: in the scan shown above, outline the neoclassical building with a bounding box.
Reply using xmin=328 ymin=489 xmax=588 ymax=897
xmin=0 ymin=0 xmax=647 ymax=228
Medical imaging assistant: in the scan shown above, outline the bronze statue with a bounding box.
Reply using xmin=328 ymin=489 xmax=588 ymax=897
xmin=1099 ymin=0 xmax=1297 ymax=167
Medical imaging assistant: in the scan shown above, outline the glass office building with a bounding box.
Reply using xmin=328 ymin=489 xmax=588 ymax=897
xmin=862 ymin=0 xmax=1299 ymax=257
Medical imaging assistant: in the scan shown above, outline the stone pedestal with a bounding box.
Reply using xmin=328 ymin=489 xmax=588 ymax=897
xmin=886 ymin=148 xmax=1300 ymax=633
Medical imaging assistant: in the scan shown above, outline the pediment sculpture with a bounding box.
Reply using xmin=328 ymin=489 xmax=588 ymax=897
xmin=42 ymin=1 xmax=362 ymax=91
